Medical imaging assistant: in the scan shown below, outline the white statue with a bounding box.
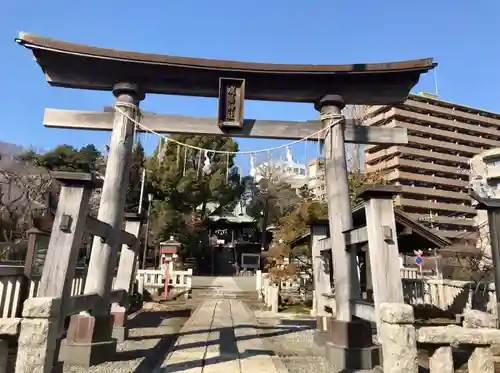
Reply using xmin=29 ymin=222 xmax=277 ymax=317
xmin=202 ymin=151 xmax=211 ymax=175
xmin=249 ymin=154 xmax=256 ymax=178
xmin=286 ymin=146 xmax=293 ymax=163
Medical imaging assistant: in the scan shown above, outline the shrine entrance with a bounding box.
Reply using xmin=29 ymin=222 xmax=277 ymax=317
xmin=16 ymin=32 xmax=436 ymax=370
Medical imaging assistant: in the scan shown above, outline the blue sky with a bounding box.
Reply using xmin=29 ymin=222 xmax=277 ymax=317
xmin=1 ymin=0 xmax=499 ymax=175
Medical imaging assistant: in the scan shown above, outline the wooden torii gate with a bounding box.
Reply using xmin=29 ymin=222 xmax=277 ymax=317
xmin=16 ymin=32 xmax=436 ymax=367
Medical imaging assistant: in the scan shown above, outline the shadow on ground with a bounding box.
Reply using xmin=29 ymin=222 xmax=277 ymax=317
xmin=116 ymin=307 xmax=192 ymax=373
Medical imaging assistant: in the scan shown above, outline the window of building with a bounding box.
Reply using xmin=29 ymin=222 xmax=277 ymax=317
xmin=487 ymin=159 xmax=500 ymax=168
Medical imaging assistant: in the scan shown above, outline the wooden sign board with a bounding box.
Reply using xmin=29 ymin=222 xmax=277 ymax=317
xmin=217 ymin=77 xmax=245 ymax=129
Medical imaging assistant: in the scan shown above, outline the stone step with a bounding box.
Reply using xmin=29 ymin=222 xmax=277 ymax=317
xmin=191 ymin=289 xmax=259 ymax=300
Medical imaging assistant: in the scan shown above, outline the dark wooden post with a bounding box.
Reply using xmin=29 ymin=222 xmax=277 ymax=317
xmin=470 ymin=191 xmax=500 ymax=324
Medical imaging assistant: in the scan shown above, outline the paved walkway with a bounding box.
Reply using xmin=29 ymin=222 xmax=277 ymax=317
xmin=156 ymin=299 xmax=288 ymax=373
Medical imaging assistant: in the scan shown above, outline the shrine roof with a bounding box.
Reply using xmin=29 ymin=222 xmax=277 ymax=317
xmin=16 ymin=32 xmax=436 ymax=104
xmin=291 ymin=205 xmax=451 ymax=252
xmin=197 ymin=201 xmax=255 ymax=224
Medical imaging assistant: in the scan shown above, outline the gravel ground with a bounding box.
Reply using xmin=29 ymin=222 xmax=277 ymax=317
xmin=60 ymin=302 xmax=194 ymax=373
xmin=256 ymin=316 xmax=336 ymax=373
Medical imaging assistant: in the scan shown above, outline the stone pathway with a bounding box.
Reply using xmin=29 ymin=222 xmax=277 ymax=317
xmin=155 ymin=299 xmax=288 ymax=373
xmin=209 ymin=276 xmax=242 ymax=291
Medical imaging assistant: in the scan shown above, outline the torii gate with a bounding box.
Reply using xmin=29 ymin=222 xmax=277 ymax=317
xmin=16 ymin=32 xmax=436 ymax=366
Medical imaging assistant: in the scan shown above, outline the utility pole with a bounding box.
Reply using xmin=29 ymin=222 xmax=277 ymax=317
xmin=141 ymin=193 xmax=153 ymax=269
xmin=261 ymin=195 xmax=269 ymax=251
xmin=138 ymin=168 xmax=146 ymax=214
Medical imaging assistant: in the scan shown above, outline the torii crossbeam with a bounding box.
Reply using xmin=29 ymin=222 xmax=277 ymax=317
xmin=42 ymin=108 xmax=408 ymax=144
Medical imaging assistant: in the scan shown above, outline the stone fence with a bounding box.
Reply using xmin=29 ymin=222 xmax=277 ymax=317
xmin=402 ymin=278 xmax=497 ymax=317
xmin=0 ymin=266 xmax=86 ymax=318
xmin=0 ymin=172 xmax=142 ymax=372
xmin=256 ymin=270 xmax=314 ymax=310
xmin=0 ymin=290 xmax=128 ymax=373
xmin=0 ymin=267 xmax=194 ymax=319
xmin=379 ymin=303 xmax=500 ymax=373
xmin=136 ymin=268 xmax=193 ymax=298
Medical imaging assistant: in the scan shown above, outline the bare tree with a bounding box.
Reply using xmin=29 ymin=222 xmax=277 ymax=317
xmin=0 ymin=159 xmax=53 ymax=258
xmin=343 ymin=105 xmax=370 ymax=172
xmin=455 ymin=221 xmax=493 ymax=282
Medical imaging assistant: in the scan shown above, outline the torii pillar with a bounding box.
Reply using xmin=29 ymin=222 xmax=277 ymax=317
xmin=61 ymin=83 xmax=144 ymax=366
xmin=316 ymin=95 xmax=361 ymax=322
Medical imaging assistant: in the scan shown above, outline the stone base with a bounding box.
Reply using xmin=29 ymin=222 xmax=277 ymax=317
xmin=112 ymin=326 xmax=128 ymax=342
xmin=326 ymin=318 xmax=373 ymax=348
xmin=60 ymin=314 xmax=118 ymax=366
xmin=111 ymin=310 xmax=128 ymax=342
xmin=324 ymin=341 xmax=380 ymax=371
xmin=316 ymin=319 xmax=380 ymax=371
xmin=58 ymin=338 xmax=118 ymax=367
xmin=313 ymin=330 xmax=327 ymax=348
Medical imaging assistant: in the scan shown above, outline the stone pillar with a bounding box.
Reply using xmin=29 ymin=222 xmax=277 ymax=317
xmin=61 ymin=83 xmax=144 ymax=366
xmin=310 ymin=222 xmax=328 ymax=318
xmin=163 ymin=258 xmax=170 ymax=300
xmin=256 ymin=270 xmax=262 ymax=299
xmin=271 ymin=284 xmax=279 ymax=313
xmin=315 ymin=95 xmax=360 ymax=322
xmin=429 ymin=346 xmax=454 ymax=373
xmin=379 ymin=303 xmax=418 ymax=373
xmin=464 ymin=310 xmax=496 ymax=373
xmin=15 ymin=298 xmax=61 ymax=373
xmin=111 ymin=213 xmax=142 ymax=342
xmin=360 ymin=185 xmax=405 ymax=334
xmin=469 ymin=191 xmax=500 ymax=324
xmin=315 ymin=96 xmax=374 ymax=371
xmin=84 ymin=82 xmax=144 ymax=314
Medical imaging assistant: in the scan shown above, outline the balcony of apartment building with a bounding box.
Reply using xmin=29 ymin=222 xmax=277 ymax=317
xmin=363 ymin=94 xmax=500 ymax=157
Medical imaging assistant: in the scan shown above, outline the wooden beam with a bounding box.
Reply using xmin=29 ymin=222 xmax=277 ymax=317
xmin=67 ymin=293 xmax=100 ymax=315
xmin=344 ymin=226 xmax=392 ymax=246
xmin=344 ymin=227 xmax=369 ymax=246
xmin=85 ymin=215 xmax=138 ymax=249
xmin=351 ymin=300 xmax=375 ymax=323
xmin=85 ymin=216 xmax=110 ymax=240
xmin=43 ymin=108 xmax=408 ymax=145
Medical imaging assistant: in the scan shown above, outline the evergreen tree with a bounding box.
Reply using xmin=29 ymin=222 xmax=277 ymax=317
xmin=27 ymin=144 xmax=102 ymax=173
xmin=125 ymin=141 xmax=146 ymax=213
xmin=146 ymin=135 xmax=244 ymax=256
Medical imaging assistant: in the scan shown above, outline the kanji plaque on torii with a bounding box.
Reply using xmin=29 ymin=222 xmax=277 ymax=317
xmin=218 ymin=77 xmax=245 ymax=129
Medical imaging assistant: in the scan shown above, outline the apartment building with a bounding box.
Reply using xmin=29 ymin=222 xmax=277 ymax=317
xmin=364 ymin=92 xmax=500 ymax=243
xmin=307 ymin=158 xmax=326 ymax=200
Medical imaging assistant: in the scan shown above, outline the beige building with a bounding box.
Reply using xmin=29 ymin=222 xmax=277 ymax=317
xmin=364 ymin=92 xmax=500 ymax=243
xmin=307 ymin=158 xmax=326 ymax=200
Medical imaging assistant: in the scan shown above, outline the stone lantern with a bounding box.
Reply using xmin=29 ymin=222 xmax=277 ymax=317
xmin=24 ymin=227 xmax=51 ymax=278
xmin=159 ymin=236 xmax=181 ymax=299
